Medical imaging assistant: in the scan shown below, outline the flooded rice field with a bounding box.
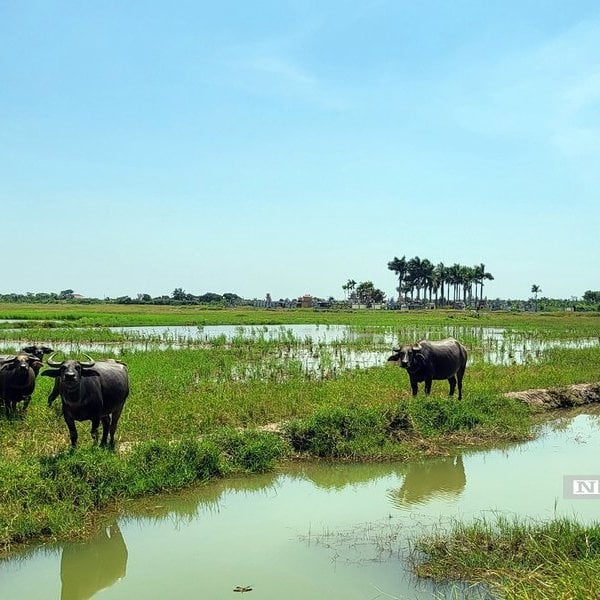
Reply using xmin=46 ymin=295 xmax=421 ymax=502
xmin=2 ymin=406 xmax=599 ymax=599
xmin=1 ymin=324 xmax=599 ymax=380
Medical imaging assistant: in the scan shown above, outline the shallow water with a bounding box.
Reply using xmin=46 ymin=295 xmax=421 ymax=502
xmin=2 ymin=407 xmax=600 ymax=600
xmin=1 ymin=324 xmax=598 ymax=377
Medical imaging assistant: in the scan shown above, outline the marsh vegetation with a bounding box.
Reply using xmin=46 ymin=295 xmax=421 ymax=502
xmin=1 ymin=304 xmax=599 ymax=597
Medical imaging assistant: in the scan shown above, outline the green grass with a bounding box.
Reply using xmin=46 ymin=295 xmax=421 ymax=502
xmin=0 ymin=431 xmax=288 ymax=551
xmin=413 ymin=516 xmax=600 ymax=599
xmin=1 ymin=302 xmax=600 ymax=330
xmin=1 ymin=307 xmax=599 ymax=556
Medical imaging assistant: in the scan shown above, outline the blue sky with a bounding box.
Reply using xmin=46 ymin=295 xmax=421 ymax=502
xmin=2 ymin=1 xmax=599 ymax=301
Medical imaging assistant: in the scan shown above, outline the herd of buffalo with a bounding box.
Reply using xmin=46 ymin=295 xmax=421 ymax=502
xmin=0 ymin=337 xmax=467 ymax=448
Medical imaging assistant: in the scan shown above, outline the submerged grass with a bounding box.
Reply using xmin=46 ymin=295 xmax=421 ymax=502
xmin=413 ymin=516 xmax=600 ymax=599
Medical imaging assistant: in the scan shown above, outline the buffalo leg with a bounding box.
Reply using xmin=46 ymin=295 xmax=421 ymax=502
xmin=90 ymin=418 xmax=101 ymax=445
xmin=23 ymin=395 xmax=31 ymax=410
xmin=63 ymin=413 xmax=78 ymax=447
xmin=424 ymin=379 xmax=432 ymax=395
xmin=107 ymin=404 xmax=125 ymax=448
xmin=48 ymin=380 xmax=60 ymax=407
xmin=100 ymin=415 xmax=111 ymax=447
xmin=409 ymin=376 xmax=419 ymax=396
xmin=457 ymin=366 xmax=465 ymax=400
xmin=448 ymin=376 xmax=457 ymax=397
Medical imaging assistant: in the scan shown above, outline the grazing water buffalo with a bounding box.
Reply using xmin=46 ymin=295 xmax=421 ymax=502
xmin=0 ymin=352 xmax=43 ymax=415
xmin=388 ymin=338 xmax=467 ymax=400
xmin=42 ymin=354 xmax=129 ymax=448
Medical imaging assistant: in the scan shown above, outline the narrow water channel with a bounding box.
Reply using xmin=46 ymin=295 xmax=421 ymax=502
xmin=2 ymin=407 xmax=599 ymax=599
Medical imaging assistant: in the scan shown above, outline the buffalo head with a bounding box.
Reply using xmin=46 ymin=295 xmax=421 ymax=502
xmin=21 ymin=345 xmax=54 ymax=360
xmin=43 ymin=353 xmax=96 ymax=390
xmin=387 ymin=343 xmax=424 ymax=372
xmin=0 ymin=353 xmax=42 ymax=377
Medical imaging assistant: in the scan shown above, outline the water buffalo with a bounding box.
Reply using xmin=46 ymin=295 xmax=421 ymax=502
xmin=21 ymin=345 xmax=54 ymax=360
xmin=0 ymin=352 xmax=43 ymax=415
xmin=388 ymin=338 xmax=467 ymax=400
xmin=42 ymin=354 xmax=129 ymax=448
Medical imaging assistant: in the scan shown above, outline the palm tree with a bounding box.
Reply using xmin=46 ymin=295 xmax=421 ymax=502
xmin=447 ymin=264 xmax=462 ymax=303
xmin=421 ymin=259 xmax=435 ymax=303
xmin=461 ymin=265 xmax=476 ymax=305
xmin=434 ymin=262 xmax=447 ymax=306
xmin=474 ymin=263 xmax=494 ymax=306
xmin=531 ymin=284 xmax=541 ymax=311
xmin=407 ymin=256 xmax=424 ymax=300
xmin=387 ymin=256 xmax=408 ymax=302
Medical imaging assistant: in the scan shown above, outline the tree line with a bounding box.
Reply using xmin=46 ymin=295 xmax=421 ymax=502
xmin=387 ymin=256 xmax=494 ymax=306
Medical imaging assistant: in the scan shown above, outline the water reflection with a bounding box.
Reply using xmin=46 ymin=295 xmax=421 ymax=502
xmin=60 ymin=521 xmax=128 ymax=600
xmin=3 ymin=411 xmax=600 ymax=599
xmin=389 ymin=456 xmax=466 ymax=508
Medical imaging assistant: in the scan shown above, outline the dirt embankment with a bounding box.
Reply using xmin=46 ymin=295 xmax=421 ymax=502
xmin=506 ymin=383 xmax=600 ymax=409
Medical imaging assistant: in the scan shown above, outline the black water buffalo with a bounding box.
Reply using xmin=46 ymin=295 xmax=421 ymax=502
xmin=0 ymin=352 xmax=43 ymax=415
xmin=21 ymin=345 xmax=54 ymax=360
xmin=42 ymin=354 xmax=129 ymax=448
xmin=388 ymin=338 xmax=467 ymax=400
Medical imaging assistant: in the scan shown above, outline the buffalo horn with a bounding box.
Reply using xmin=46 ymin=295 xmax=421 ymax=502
xmin=46 ymin=352 xmax=64 ymax=368
xmin=80 ymin=354 xmax=95 ymax=368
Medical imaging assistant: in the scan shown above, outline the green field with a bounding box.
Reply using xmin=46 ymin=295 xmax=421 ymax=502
xmin=1 ymin=304 xmax=599 ymax=567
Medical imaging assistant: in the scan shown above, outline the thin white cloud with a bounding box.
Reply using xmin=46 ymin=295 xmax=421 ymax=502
xmin=441 ymin=15 xmax=600 ymax=188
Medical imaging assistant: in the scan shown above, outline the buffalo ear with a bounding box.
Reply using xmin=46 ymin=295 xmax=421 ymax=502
xmin=82 ymin=369 xmax=100 ymax=378
xmin=41 ymin=346 xmax=54 ymax=354
xmin=387 ymin=353 xmax=401 ymax=362
xmin=41 ymin=369 xmax=61 ymax=378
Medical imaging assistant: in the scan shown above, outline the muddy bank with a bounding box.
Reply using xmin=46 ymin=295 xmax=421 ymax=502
xmin=506 ymin=382 xmax=600 ymax=409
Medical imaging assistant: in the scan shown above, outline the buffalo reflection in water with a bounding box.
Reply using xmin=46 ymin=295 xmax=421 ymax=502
xmin=389 ymin=455 xmax=466 ymax=508
xmin=60 ymin=522 xmax=128 ymax=600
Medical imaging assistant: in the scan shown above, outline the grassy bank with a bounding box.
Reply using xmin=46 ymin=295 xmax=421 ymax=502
xmin=413 ymin=516 xmax=600 ymax=599
xmin=1 ymin=308 xmax=600 ymax=556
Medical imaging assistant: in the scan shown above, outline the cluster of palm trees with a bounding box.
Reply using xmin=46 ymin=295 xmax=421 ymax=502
xmin=387 ymin=256 xmax=494 ymax=306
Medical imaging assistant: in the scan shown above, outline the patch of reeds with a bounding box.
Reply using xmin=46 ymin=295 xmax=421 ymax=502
xmin=412 ymin=516 xmax=600 ymax=599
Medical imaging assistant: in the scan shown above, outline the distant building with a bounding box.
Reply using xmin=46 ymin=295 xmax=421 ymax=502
xmin=300 ymin=294 xmax=312 ymax=308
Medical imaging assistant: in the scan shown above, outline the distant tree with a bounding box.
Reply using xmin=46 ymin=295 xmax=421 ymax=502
xmin=583 ymin=290 xmax=600 ymax=304
xmin=223 ymin=293 xmax=242 ymax=305
xmin=356 ymin=281 xmax=385 ymax=305
xmin=387 ymin=256 xmax=408 ymax=301
xmin=473 ymin=263 xmax=494 ymax=305
xmin=198 ymin=292 xmax=223 ymax=303
xmin=59 ymin=289 xmax=74 ymax=300
xmin=531 ymin=284 xmax=542 ymax=311
xmin=172 ymin=288 xmax=187 ymax=301
xmin=342 ymin=278 xmax=357 ymax=301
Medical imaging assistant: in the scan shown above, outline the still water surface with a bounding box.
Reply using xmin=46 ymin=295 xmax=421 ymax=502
xmin=2 ymin=407 xmax=599 ymax=599
xmin=2 ymin=324 xmax=599 ymax=374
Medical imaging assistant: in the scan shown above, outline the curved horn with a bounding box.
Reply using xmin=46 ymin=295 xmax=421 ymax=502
xmin=46 ymin=352 xmax=64 ymax=368
xmin=80 ymin=354 xmax=95 ymax=368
